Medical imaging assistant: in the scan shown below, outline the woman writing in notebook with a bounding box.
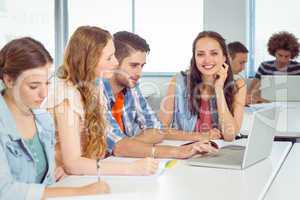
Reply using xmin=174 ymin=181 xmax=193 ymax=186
xmin=159 ymin=31 xmax=246 ymax=141
xmin=44 ymin=26 xmax=158 ymax=176
xmin=0 ymin=37 xmax=109 ymax=200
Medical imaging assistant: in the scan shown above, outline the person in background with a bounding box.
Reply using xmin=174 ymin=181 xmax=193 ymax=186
xmin=43 ymin=26 xmax=159 ymax=177
xmin=228 ymin=41 xmax=248 ymax=75
xmin=103 ymin=31 xmax=218 ymax=159
xmin=0 ymin=37 xmax=109 ymax=200
xmin=159 ymin=31 xmax=247 ymax=141
xmin=247 ymin=31 xmax=300 ymax=104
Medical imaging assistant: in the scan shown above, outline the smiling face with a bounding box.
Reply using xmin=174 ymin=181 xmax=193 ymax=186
xmin=114 ymin=50 xmax=146 ymax=88
xmin=195 ymin=37 xmax=226 ymax=77
xmin=95 ymin=39 xmax=119 ymax=78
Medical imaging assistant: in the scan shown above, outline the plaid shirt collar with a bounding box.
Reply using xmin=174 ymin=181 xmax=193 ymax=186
xmin=102 ymin=78 xmax=129 ymax=108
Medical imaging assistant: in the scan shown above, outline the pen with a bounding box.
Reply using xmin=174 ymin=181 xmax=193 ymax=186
xmin=151 ymin=145 xmax=156 ymax=158
xmin=209 ymin=141 xmax=219 ymax=149
xmin=96 ymin=158 xmax=101 ymax=182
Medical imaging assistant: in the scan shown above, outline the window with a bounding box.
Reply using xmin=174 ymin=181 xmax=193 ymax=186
xmin=254 ymin=0 xmax=300 ymax=73
xmin=135 ymin=0 xmax=203 ymax=72
xmin=68 ymin=0 xmax=203 ymax=73
xmin=68 ymin=0 xmax=132 ymax=37
xmin=0 ymin=0 xmax=54 ymax=58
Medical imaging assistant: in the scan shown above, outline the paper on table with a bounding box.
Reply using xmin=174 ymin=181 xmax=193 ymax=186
xmin=211 ymin=139 xmax=248 ymax=149
xmin=210 ymin=139 xmax=233 ymax=149
xmin=47 ymin=192 xmax=154 ymax=200
xmin=246 ymin=102 xmax=286 ymax=113
xmin=52 ymin=160 xmax=175 ymax=191
xmin=245 ymin=103 xmax=273 ymax=112
xmin=52 ymin=156 xmax=175 ymax=184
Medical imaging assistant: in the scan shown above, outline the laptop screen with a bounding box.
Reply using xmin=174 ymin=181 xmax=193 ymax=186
xmin=260 ymin=75 xmax=300 ymax=101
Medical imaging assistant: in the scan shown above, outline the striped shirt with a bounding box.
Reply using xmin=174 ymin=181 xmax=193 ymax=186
xmin=102 ymin=79 xmax=162 ymax=152
xmin=255 ymin=60 xmax=300 ymax=79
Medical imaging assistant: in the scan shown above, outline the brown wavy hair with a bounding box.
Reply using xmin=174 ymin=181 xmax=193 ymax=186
xmin=58 ymin=26 xmax=111 ymax=159
xmin=0 ymin=37 xmax=52 ymax=81
xmin=268 ymin=31 xmax=300 ymax=59
xmin=188 ymin=31 xmax=236 ymax=115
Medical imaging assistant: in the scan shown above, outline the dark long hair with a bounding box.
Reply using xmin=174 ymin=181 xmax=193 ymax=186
xmin=188 ymin=31 xmax=235 ymax=115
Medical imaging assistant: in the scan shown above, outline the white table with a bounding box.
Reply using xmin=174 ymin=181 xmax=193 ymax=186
xmin=241 ymin=102 xmax=300 ymax=138
xmin=48 ymin=141 xmax=291 ymax=200
xmin=264 ymin=143 xmax=300 ymax=200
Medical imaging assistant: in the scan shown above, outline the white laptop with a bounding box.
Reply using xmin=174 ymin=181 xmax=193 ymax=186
xmin=261 ymin=75 xmax=300 ymax=101
xmin=186 ymin=107 xmax=277 ymax=170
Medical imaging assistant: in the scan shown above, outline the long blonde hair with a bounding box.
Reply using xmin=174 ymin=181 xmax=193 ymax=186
xmin=59 ymin=26 xmax=111 ymax=159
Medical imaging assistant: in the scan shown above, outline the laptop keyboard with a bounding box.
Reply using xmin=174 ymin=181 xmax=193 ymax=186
xmin=189 ymin=145 xmax=245 ymax=166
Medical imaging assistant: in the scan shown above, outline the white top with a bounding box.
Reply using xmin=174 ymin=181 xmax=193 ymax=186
xmin=264 ymin=143 xmax=300 ymax=200
xmin=43 ymin=78 xmax=85 ymax=119
xmin=43 ymin=78 xmax=108 ymax=119
xmin=42 ymin=78 xmax=110 ymax=163
xmin=48 ymin=140 xmax=292 ymax=200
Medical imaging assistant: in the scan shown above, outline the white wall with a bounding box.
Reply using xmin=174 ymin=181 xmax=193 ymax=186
xmin=254 ymin=0 xmax=300 ymax=70
xmin=0 ymin=0 xmax=54 ymax=58
xmin=203 ymin=0 xmax=248 ymax=44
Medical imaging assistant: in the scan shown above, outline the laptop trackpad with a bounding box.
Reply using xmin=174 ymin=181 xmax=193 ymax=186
xmin=187 ymin=145 xmax=246 ymax=168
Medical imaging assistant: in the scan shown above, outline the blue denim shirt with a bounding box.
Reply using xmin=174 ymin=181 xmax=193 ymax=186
xmin=171 ymin=72 xmax=219 ymax=131
xmin=0 ymin=85 xmax=56 ymax=200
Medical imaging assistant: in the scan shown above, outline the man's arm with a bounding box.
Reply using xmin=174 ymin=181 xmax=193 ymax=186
xmin=247 ymin=78 xmax=269 ymax=104
xmin=248 ymin=78 xmax=261 ymax=98
xmin=133 ymin=128 xmax=164 ymax=144
xmin=162 ymin=128 xmax=221 ymax=141
xmin=246 ymin=63 xmax=272 ymax=104
xmin=113 ymin=136 xmax=218 ymax=159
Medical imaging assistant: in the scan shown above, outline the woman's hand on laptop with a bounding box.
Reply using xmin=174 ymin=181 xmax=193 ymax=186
xmin=192 ymin=142 xmax=219 ymax=155
xmin=174 ymin=142 xmax=218 ymax=159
